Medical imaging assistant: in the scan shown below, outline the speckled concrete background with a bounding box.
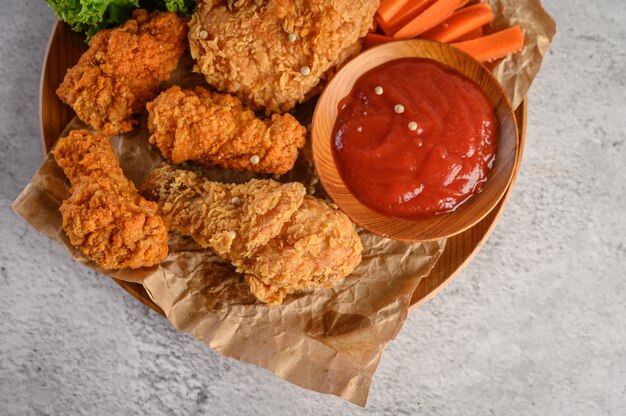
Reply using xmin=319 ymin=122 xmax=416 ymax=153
xmin=1 ymin=1 xmax=624 ymax=414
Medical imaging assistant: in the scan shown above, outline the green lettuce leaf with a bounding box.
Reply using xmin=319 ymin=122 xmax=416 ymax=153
xmin=156 ymin=0 xmax=196 ymax=16
xmin=46 ymin=0 xmax=196 ymax=39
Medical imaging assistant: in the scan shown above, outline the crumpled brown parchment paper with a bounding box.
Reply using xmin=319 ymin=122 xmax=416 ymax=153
xmin=12 ymin=0 xmax=555 ymax=406
xmin=487 ymin=0 xmax=556 ymax=109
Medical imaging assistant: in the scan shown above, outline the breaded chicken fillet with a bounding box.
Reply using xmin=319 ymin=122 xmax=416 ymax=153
xmin=140 ymin=165 xmax=363 ymax=304
xmin=189 ymin=0 xmax=379 ymax=113
xmin=147 ymin=86 xmax=306 ymax=174
xmin=54 ymin=130 xmax=169 ymax=269
xmin=57 ymin=10 xmax=187 ymax=135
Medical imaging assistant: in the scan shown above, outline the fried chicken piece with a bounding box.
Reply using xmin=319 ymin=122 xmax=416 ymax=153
xmin=57 ymin=10 xmax=187 ymax=135
xmin=147 ymin=86 xmax=306 ymax=174
xmin=53 ymin=130 xmax=169 ymax=269
xmin=141 ymin=166 xmax=363 ymax=304
xmin=241 ymin=197 xmax=364 ymax=304
xmin=189 ymin=0 xmax=379 ymax=113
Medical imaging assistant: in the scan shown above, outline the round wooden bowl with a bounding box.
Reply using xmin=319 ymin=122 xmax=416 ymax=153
xmin=40 ymin=22 xmax=527 ymax=314
xmin=312 ymin=40 xmax=519 ymax=242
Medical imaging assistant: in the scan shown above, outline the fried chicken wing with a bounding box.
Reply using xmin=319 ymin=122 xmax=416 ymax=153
xmin=147 ymin=86 xmax=306 ymax=174
xmin=140 ymin=165 xmax=363 ymax=304
xmin=57 ymin=10 xmax=187 ymax=135
xmin=242 ymin=196 xmax=364 ymax=304
xmin=54 ymin=130 xmax=169 ymax=269
xmin=189 ymin=0 xmax=379 ymax=113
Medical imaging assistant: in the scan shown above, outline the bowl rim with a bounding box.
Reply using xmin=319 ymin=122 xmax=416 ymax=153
xmin=311 ymin=39 xmax=519 ymax=242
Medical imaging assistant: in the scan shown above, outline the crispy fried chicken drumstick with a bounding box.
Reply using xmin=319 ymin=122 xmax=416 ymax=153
xmin=189 ymin=0 xmax=379 ymax=113
xmin=57 ymin=10 xmax=187 ymax=135
xmin=147 ymin=86 xmax=306 ymax=174
xmin=53 ymin=130 xmax=169 ymax=269
xmin=140 ymin=165 xmax=363 ymax=304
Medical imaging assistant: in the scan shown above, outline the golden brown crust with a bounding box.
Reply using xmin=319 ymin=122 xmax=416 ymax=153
xmin=140 ymin=165 xmax=305 ymax=255
xmin=53 ymin=130 xmax=169 ymax=269
xmin=188 ymin=0 xmax=379 ymax=113
xmin=141 ymin=165 xmax=363 ymax=304
xmin=53 ymin=130 xmax=127 ymax=181
xmin=56 ymin=10 xmax=188 ymax=135
xmin=242 ymin=196 xmax=364 ymax=304
xmin=146 ymin=86 xmax=306 ymax=174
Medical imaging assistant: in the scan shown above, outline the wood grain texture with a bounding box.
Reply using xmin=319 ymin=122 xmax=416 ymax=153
xmin=312 ymin=40 xmax=519 ymax=242
xmin=39 ymin=22 xmax=87 ymax=154
xmin=40 ymin=22 xmax=526 ymax=314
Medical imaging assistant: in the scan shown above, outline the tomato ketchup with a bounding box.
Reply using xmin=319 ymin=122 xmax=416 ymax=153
xmin=332 ymin=58 xmax=497 ymax=218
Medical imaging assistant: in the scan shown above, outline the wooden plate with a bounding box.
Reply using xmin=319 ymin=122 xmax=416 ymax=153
xmin=40 ymin=21 xmax=527 ymax=314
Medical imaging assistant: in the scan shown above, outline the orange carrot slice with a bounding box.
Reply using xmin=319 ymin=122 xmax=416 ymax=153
xmin=393 ymin=0 xmax=469 ymax=39
xmin=377 ymin=0 xmax=413 ymax=26
xmin=376 ymin=14 xmax=391 ymax=35
xmin=420 ymin=3 xmax=494 ymax=43
xmin=454 ymin=25 xmax=483 ymax=42
xmin=451 ymin=25 xmax=525 ymax=62
xmin=363 ymin=33 xmax=395 ymax=49
xmin=378 ymin=0 xmax=437 ymax=36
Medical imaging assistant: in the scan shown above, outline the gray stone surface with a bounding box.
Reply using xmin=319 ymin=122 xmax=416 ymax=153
xmin=1 ymin=0 xmax=624 ymax=414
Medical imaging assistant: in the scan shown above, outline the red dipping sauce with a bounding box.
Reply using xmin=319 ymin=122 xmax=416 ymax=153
xmin=332 ymin=58 xmax=498 ymax=218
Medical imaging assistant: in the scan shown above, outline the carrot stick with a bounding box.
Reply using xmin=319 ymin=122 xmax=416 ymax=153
xmin=378 ymin=0 xmax=437 ymax=36
xmin=451 ymin=25 xmax=524 ymax=62
xmin=393 ymin=0 xmax=469 ymax=39
xmin=377 ymin=0 xmax=413 ymax=25
xmin=454 ymin=25 xmax=483 ymax=42
xmin=420 ymin=3 xmax=494 ymax=43
xmin=363 ymin=33 xmax=395 ymax=49
xmin=376 ymin=15 xmax=392 ymax=35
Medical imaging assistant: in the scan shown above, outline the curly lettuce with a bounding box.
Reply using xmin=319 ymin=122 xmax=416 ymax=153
xmin=46 ymin=0 xmax=196 ymax=39
xmin=156 ymin=0 xmax=196 ymax=15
